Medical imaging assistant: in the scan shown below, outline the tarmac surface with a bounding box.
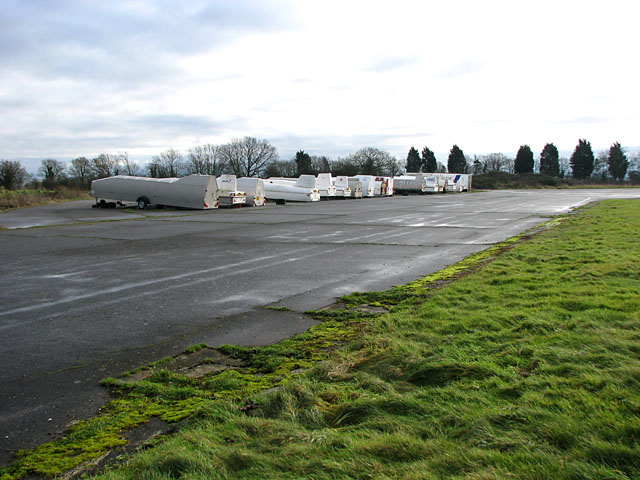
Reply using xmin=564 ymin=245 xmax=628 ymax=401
xmin=1 ymin=188 xmax=640 ymax=465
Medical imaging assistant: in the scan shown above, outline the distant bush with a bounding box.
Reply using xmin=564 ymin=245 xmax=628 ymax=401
xmin=472 ymin=172 xmax=634 ymax=190
xmin=472 ymin=172 xmax=565 ymax=189
xmin=628 ymin=171 xmax=640 ymax=185
xmin=0 ymin=186 xmax=90 ymax=211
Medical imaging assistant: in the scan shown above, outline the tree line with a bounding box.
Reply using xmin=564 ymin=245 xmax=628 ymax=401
xmin=1 ymin=137 xmax=638 ymax=191
xmin=295 ymin=140 xmax=636 ymax=182
xmin=0 ymin=137 xmax=405 ymax=190
xmin=442 ymin=140 xmax=635 ymax=182
xmin=0 ymin=152 xmax=139 ymax=190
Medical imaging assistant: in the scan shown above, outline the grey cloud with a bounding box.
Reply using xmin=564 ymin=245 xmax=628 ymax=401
xmin=7 ymin=129 xmax=429 ymax=174
xmin=194 ymin=1 xmax=294 ymax=32
xmin=0 ymin=96 xmax=34 ymax=110
xmin=55 ymin=113 xmax=231 ymax=139
xmin=127 ymin=113 xmax=247 ymax=138
xmin=0 ymin=0 xmax=296 ymax=84
xmin=271 ymin=132 xmax=431 ymax=161
xmin=1 ymin=111 xmax=248 ymax=159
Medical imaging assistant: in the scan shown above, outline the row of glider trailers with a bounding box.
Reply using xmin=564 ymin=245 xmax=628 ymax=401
xmin=90 ymin=172 xmax=472 ymax=210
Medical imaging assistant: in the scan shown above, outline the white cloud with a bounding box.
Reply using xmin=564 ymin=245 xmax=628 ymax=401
xmin=1 ymin=0 xmax=638 ymax=171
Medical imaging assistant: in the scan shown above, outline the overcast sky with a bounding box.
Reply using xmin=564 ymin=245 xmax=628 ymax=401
xmin=1 ymin=0 xmax=638 ymax=172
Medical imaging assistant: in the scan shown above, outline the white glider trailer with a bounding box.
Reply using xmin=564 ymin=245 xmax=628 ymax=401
xmin=216 ymin=175 xmax=247 ymax=207
xmin=347 ymin=178 xmax=363 ymax=198
xmin=316 ymin=173 xmax=337 ymax=199
xmin=430 ymin=173 xmax=449 ymax=192
xmin=395 ymin=173 xmax=441 ymax=194
xmin=369 ymin=176 xmax=393 ymax=196
xmin=352 ymin=175 xmax=376 ymax=197
xmin=237 ymin=177 xmax=266 ymax=206
xmin=458 ymin=174 xmax=472 ymax=192
xmin=332 ymin=176 xmax=352 ymax=198
xmin=264 ymin=175 xmax=321 ymax=202
xmin=443 ymin=174 xmax=464 ymax=192
xmin=393 ymin=174 xmax=431 ymax=194
xmin=372 ymin=177 xmax=383 ymax=196
xmin=90 ymin=174 xmax=219 ymax=209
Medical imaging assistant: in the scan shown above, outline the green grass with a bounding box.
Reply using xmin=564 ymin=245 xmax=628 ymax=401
xmin=0 ymin=314 xmax=372 ymax=479
xmin=262 ymin=306 xmax=292 ymax=312
xmin=2 ymin=199 xmax=639 ymax=479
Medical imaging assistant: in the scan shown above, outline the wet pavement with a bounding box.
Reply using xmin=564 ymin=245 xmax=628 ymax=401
xmin=1 ymin=189 xmax=639 ymax=465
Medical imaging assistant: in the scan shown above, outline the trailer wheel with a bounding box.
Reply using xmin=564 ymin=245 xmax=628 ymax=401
xmin=137 ymin=197 xmax=149 ymax=209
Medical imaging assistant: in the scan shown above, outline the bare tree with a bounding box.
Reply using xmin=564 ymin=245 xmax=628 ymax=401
xmin=263 ymin=159 xmax=298 ymax=178
xmin=91 ymin=153 xmax=122 ymax=179
xmin=218 ymin=137 xmax=279 ymax=177
xmin=69 ymin=157 xmax=92 ymax=187
xmin=120 ymin=152 xmax=141 ymax=176
xmin=505 ymin=158 xmax=515 ymax=174
xmin=330 ymin=157 xmax=359 ymax=176
xmin=628 ymin=152 xmax=640 ymax=184
xmin=382 ymin=156 xmax=404 ymax=176
xmin=558 ymin=157 xmax=571 ymax=178
xmin=311 ymin=155 xmax=330 ymax=174
xmin=593 ymin=151 xmax=609 ymax=179
xmin=40 ymin=159 xmax=67 ymax=188
xmin=480 ymin=153 xmax=511 ymax=173
xmin=472 ymin=155 xmax=483 ymax=174
xmin=347 ymin=147 xmax=394 ymax=176
xmin=0 ymin=159 xmax=28 ymax=190
xmin=187 ymin=144 xmax=226 ymax=176
xmin=148 ymin=149 xmax=184 ymax=178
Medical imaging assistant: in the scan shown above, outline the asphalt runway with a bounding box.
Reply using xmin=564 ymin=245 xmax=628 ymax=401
xmin=1 ymin=188 xmax=639 ymax=465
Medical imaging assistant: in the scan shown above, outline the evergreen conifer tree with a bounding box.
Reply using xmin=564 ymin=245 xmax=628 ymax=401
xmin=514 ymin=145 xmax=534 ymax=174
xmin=421 ymin=147 xmax=438 ymax=172
xmin=447 ymin=145 xmax=467 ymax=173
xmin=570 ymin=139 xmax=595 ymax=179
xmin=406 ymin=147 xmax=421 ymax=172
xmin=294 ymin=150 xmax=313 ymax=176
xmin=539 ymin=143 xmax=560 ymax=176
xmin=607 ymin=142 xmax=629 ymax=181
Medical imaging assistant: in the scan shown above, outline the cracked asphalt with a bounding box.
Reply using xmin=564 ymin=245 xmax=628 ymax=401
xmin=1 ymin=188 xmax=639 ymax=465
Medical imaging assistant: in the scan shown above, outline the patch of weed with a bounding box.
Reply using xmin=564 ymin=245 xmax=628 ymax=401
xmin=183 ymin=343 xmax=210 ymax=354
xmin=262 ymin=306 xmax=291 ymax=312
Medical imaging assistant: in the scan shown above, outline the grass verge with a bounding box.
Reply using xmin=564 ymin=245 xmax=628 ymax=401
xmin=2 ymin=199 xmax=639 ymax=479
xmin=0 ymin=186 xmax=90 ymax=212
